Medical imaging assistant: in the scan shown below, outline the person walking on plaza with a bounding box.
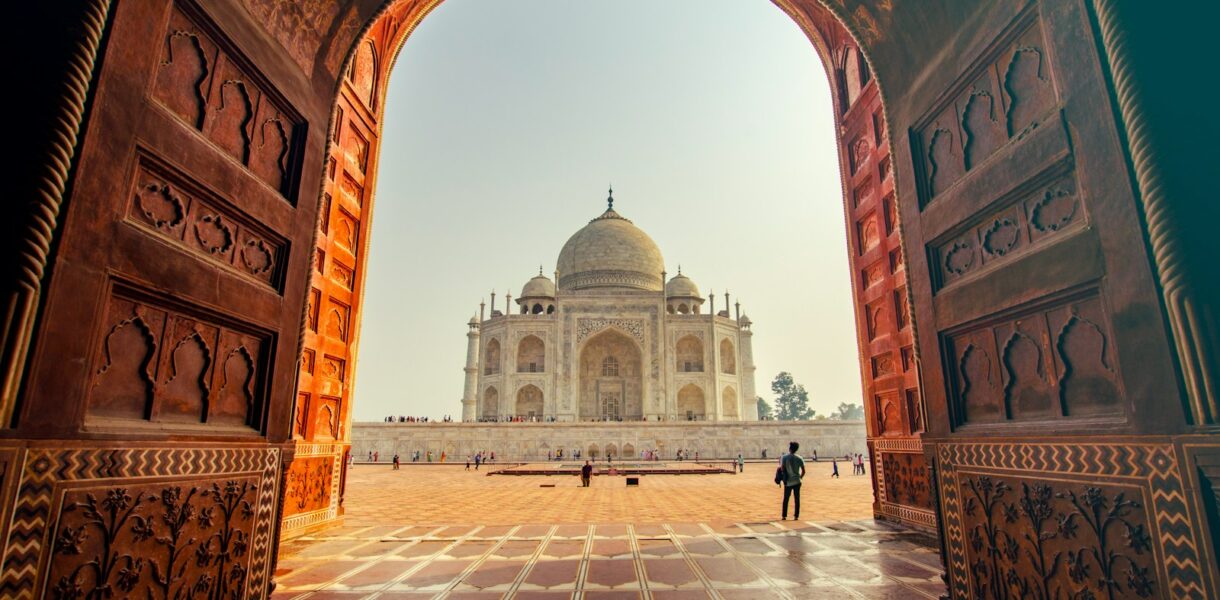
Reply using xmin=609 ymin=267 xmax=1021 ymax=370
xmin=374 ymin=451 xmax=379 ymax=462
xmin=392 ymin=454 xmax=400 ymax=470
xmin=466 ymin=456 xmax=471 ymax=471
xmin=581 ymin=460 xmax=593 ymax=487
xmin=780 ymin=441 xmax=806 ymax=520
xmin=860 ymin=453 xmax=867 ymax=476
xmin=737 ymin=454 xmax=744 ymax=473
xmin=831 ymin=459 xmax=840 ymax=478
xmin=474 ymin=452 xmax=481 ymax=470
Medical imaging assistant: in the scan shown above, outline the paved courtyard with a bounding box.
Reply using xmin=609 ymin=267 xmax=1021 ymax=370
xmin=274 ymin=463 xmax=947 ymax=599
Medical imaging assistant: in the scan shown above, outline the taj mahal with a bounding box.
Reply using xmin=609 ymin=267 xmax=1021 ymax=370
xmin=460 ymin=190 xmax=758 ymax=422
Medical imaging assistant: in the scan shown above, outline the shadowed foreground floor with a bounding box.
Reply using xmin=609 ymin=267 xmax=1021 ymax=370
xmin=274 ymin=464 xmax=947 ymax=599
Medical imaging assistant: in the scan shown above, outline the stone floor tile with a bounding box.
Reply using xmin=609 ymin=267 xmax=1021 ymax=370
xmin=398 ymin=559 xmax=474 ymax=589
xmin=589 ymin=539 xmax=632 ymax=558
xmin=457 ymin=561 xmax=527 ymax=590
xmin=633 ymin=524 xmax=668 ymax=537
xmin=692 ymin=557 xmax=763 ymax=586
xmin=276 ymin=560 xmax=366 ymax=588
xmin=725 ymin=537 xmax=774 ymax=554
xmin=493 ymin=539 xmax=540 ymax=558
xmin=584 ymin=559 xmax=639 ymax=588
xmin=445 ymin=541 xmax=496 ymax=559
xmin=593 ymin=524 xmax=629 ymax=538
xmin=350 ymin=540 xmax=412 ymax=557
xmin=446 ymin=592 xmax=505 ymax=600
xmin=716 ymin=588 xmax=786 ymax=600
xmin=337 ymin=560 xmax=419 ymax=588
xmin=745 ymin=556 xmax=818 ymax=584
xmin=514 ymin=525 xmax=553 ymax=539
xmin=540 ymin=539 xmax=586 ymax=558
xmin=680 ymin=538 xmax=727 ymax=556
xmin=636 ymin=538 xmax=680 ymax=557
xmin=642 ymin=558 xmax=700 ymax=587
xmin=398 ymin=540 xmax=454 ymax=558
xmin=521 ymin=560 xmax=581 ymax=588
xmin=581 ymin=591 xmax=642 ymax=600
xmin=649 ymin=590 xmax=713 ymax=600
xmin=553 ymin=525 xmax=590 ymax=538
xmin=512 ymin=592 xmax=573 ymax=600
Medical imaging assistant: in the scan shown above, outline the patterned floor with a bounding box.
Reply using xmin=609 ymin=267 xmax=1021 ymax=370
xmin=272 ymin=519 xmax=947 ymax=599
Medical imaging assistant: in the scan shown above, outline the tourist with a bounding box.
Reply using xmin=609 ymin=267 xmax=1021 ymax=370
xmin=831 ymin=459 xmax=839 ymax=478
xmin=581 ymin=460 xmax=593 ymax=487
xmin=426 ymin=450 xmax=432 ymax=462
xmin=374 ymin=451 xmax=379 ymax=462
xmin=475 ymin=452 xmax=481 ymax=470
xmin=348 ymin=453 xmax=355 ymax=469
xmin=368 ymin=451 xmax=373 ymax=462
xmin=780 ymin=441 xmax=806 ymax=520
xmin=860 ymin=453 xmax=867 ymax=476
xmin=490 ymin=451 xmax=496 ymax=462
xmin=812 ymin=450 xmax=818 ymax=461
xmin=737 ymin=454 xmax=744 ymax=473
xmin=466 ymin=456 xmax=471 ymax=470
xmin=392 ymin=453 xmax=400 ymax=470
xmin=440 ymin=451 xmax=446 ymax=463
xmin=761 ymin=448 xmax=767 ymax=459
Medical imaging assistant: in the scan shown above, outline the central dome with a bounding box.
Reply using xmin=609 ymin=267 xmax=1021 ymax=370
xmin=557 ymin=195 xmax=664 ymax=292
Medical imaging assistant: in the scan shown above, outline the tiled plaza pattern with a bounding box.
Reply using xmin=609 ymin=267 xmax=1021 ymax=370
xmin=275 ymin=465 xmax=947 ymax=599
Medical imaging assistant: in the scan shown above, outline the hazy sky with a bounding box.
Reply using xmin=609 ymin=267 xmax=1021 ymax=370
xmin=352 ymin=0 xmax=862 ymax=420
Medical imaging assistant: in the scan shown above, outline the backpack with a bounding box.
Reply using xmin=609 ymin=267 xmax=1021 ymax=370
xmin=774 ymin=462 xmax=784 ymax=485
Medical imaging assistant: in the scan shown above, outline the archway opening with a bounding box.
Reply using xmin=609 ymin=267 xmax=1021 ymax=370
xmin=578 ymin=329 xmax=644 ymax=421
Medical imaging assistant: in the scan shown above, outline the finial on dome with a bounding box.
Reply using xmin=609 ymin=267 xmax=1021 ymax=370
xmin=677 ymin=264 xmax=682 ymax=276
xmin=607 ymin=185 xmax=614 ymax=210
xmin=539 ymin=265 xmax=543 ymax=276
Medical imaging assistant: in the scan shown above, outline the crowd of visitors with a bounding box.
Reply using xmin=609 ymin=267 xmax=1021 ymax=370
xmin=383 ymin=415 xmax=456 ymax=423
xmin=474 ymin=415 xmax=558 ymax=423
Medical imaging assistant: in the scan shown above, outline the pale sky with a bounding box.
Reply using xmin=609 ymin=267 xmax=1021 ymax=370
xmin=352 ymin=0 xmax=862 ymax=421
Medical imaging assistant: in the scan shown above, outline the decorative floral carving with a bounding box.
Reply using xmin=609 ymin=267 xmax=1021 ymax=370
xmin=47 ymin=480 xmax=256 ymax=599
xmin=983 ymin=218 xmax=1021 ymax=256
xmin=575 ymin=318 xmax=645 ymax=346
xmin=194 ymin=214 xmax=233 ymax=255
xmin=961 ymin=475 xmax=1157 ymax=599
xmin=135 ymin=181 xmax=185 ymax=231
xmin=240 ymin=239 xmax=274 ymax=276
xmin=1031 ymin=188 xmax=1078 ymax=233
xmin=944 ymin=240 xmax=976 ymax=276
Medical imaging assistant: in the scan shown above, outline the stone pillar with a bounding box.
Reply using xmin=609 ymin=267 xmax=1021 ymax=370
xmin=462 ymin=318 xmax=480 ymax=421
xmin=740 ymin=326 xmax=758 ymax=420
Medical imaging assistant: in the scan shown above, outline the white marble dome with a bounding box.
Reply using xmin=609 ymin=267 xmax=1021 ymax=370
xmin=520 ymin=273 xmax=556 ymax=298
xmin=665 ymin=273 xmax=701 ymax=298
xmin=557 ymin=202 xmax=664 ymax=292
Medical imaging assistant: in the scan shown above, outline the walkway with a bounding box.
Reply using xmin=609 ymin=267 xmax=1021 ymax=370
xmin=273 ymin=464 xmax=946 ymax=599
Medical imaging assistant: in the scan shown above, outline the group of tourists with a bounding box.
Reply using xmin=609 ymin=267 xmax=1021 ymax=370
xmin=464 ymin=451 xmax=497 ymax=470
xmin=473 ymin=415 xmax=559 ymax=423
xmin=383 ymin=415 xmax=453 ymax=423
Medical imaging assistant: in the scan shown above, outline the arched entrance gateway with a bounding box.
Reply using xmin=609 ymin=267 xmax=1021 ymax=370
xmin=6 ymin=1 xmax=1217 ymax=598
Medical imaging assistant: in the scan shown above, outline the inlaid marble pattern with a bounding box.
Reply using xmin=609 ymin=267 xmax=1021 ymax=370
xmin=273 ymin=519 xmax=946 ymax=599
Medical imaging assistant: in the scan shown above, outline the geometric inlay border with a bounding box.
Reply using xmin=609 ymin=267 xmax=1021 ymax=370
xmin=936 ymin=442 xmax=1206 ymax=600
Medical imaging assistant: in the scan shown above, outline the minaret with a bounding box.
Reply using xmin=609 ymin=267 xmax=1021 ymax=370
xmin=461 ymin=315 xmax=481 ymax=421
xmin=739 ymin=315 xmax=758 ymax=420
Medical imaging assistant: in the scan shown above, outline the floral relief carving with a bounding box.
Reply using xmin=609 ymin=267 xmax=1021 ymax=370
xmin=1031 ymin=188 xmax=1078 ymax=233
xmin=983 ymin=218 xmax=1021 ymax=256
xmin=135 ymin=181 xmax=186 ymax=232
xmin=240 ymin=239 xmax=274 ymax=276
xmin=575 ymin=318 xmax=645 ymax=346
xmin=194 ymin=214 xmax=233 ymax=255
xmin=944 ymin=240 xmax=976 ymax=276
xmin=962 ymin=475 xmax=1156 ymax=599
xmin=48 ymin=481 xmax=257 ymax=600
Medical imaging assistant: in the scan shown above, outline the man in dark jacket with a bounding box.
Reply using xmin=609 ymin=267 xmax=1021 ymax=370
xmin=781 ymin=441 xmax=806 ymax=520
xmin=581 ymin=461 xmax=593 ymax=487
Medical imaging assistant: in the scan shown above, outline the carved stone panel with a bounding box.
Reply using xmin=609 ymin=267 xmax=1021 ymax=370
xmin=881 ymin=452 xmax=932 ymax=510
xmin=129 ymin=156 xmax=286 ymax=289
xmin=152 ymin=5 xmax=301 ymax=197
xmin=89 ymin=287 xmax=270 ymax=431
xmin=945 ymin=291 xmax=1120 ymax=426
xmin=937 ymin=442 xmax=1204 ymax=599
xmin=0 ymin=447 xmax=279 ymax=598
xmin=915 ymin=15 xmax=1059 ymax=203
xmin=282 ymin=456 xmax=334 ymax=517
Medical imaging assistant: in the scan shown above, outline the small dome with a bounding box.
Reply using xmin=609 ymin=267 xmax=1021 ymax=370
xmin=665 ymin=273 xmax=701 ymax=298
xmin=468 ymin=315 xmax=478 ymax=325
xmin=556 ymin=191 xmax=664 ymax=292
xmin=520 ymin=273 xmax=556 ymax=298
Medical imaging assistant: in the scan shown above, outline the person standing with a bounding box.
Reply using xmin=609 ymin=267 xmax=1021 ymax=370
xmin=466 ymin=455 xmax=471 ymax=471
xmin=581 ymin=460 xmax=593 ymax=487
xmin=831 ymin=459 xmax=840 ymax=478
xmin=474 ymin=452 xmax=481 ymax=470
xmin=392 ymin=454 xmax=400 ymax=470
xmin=780 ymin=441 xmax=806 ymax=520
xmin=737 ymin=454 xmax=744 ymax=473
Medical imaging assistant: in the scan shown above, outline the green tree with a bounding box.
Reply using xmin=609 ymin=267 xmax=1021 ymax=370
xmin=756 ymin=397 xmax=773 ymax=420
xmin=831 ymin=402 xmax=864 ymax=420
xmin=771 ymin=372 xmax=815 ymax=420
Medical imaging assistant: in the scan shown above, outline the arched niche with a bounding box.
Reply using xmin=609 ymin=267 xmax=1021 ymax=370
xmin=676 ymin=335 xmax=703 ymax=373
xmin=677 ymin=384 xmax=706 ymax=420
xmin=720 ymin=338 xmax=736 ymax=374
xmin=578 ymin=329 xmax=643 ymax=421
xmin=515 ymin=384 xmax=543 ymax=418
xmin=517 ymin=335 xmax=544 ymax=373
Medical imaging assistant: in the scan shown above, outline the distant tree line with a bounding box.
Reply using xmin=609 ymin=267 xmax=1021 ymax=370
xmin=755 ymin=371 xmax=862 ymax=421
